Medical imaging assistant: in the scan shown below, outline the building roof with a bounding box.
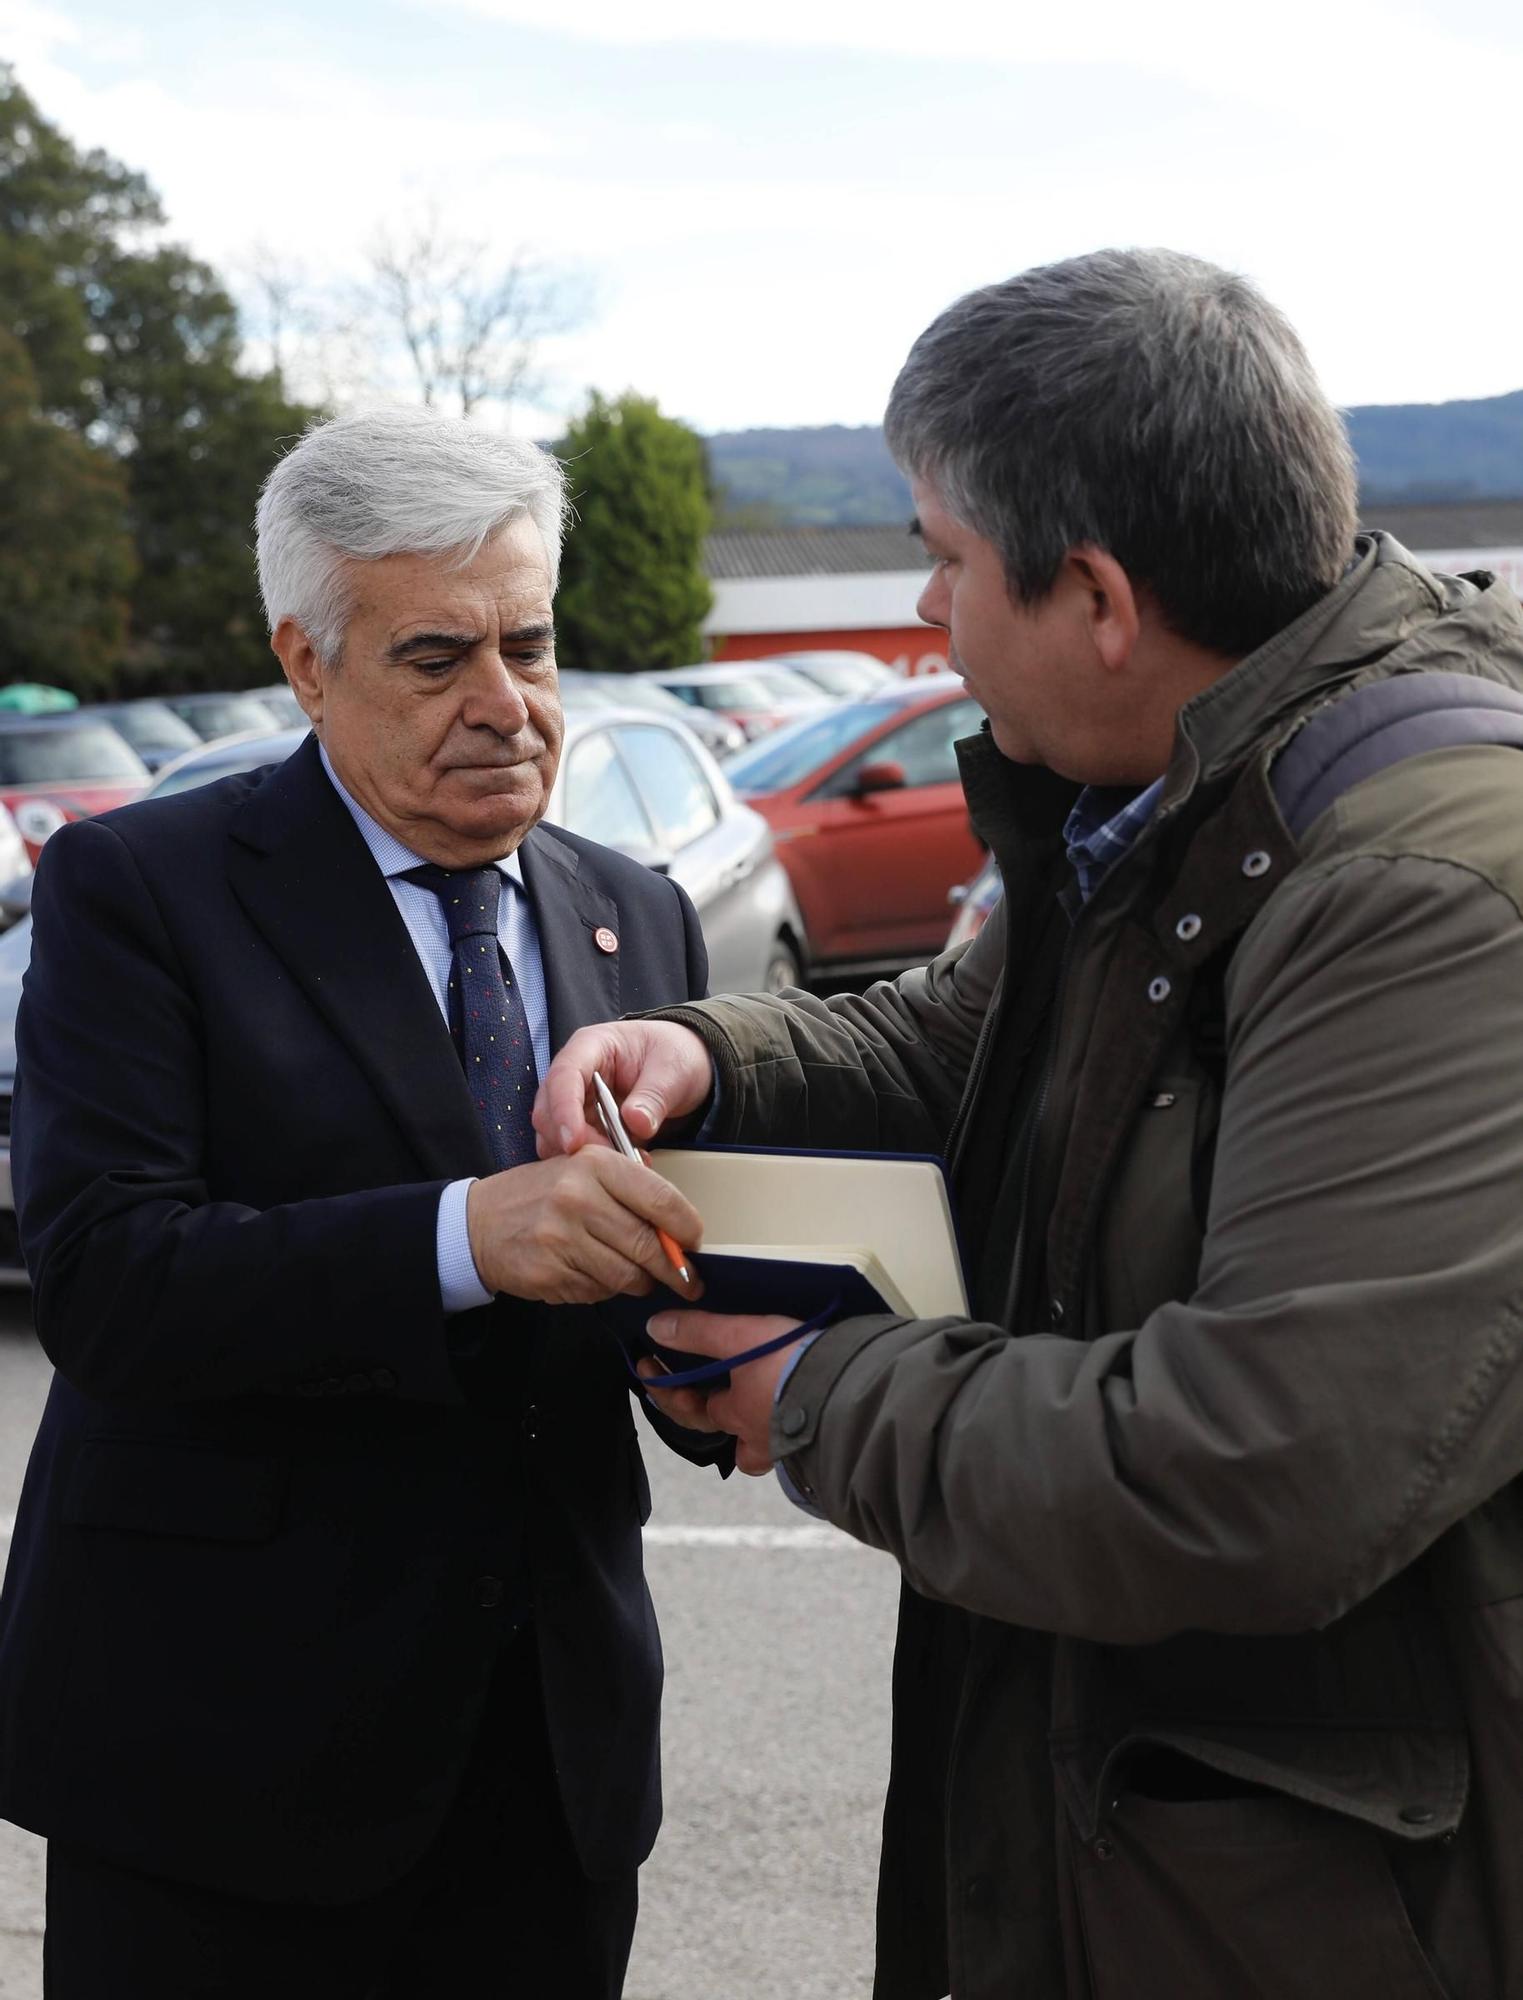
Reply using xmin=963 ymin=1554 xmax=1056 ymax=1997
xmin=705 ymin=525 xmax=930 ymax=580
xmin=1359 ymin=498 xmax=1523 ymax=549
xmin=705 ymin=501 xmax=1523 ymax=583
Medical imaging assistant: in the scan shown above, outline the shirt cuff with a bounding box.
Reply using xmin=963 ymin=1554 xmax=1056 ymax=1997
xmin=437 ymin=1178 xmax=493 ymax=1314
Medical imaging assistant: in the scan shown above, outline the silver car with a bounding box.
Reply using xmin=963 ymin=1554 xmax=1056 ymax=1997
xmin=0 ymin=710 xmax=806 ymax=1279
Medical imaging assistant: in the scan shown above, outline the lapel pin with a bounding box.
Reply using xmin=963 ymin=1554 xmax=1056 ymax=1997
xmin=594 ymin=926 xmax=619 ymax=955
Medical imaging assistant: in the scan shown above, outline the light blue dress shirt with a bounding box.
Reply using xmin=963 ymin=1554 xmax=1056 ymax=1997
xmin=318 ymin=746 xmax=550 ymax=1313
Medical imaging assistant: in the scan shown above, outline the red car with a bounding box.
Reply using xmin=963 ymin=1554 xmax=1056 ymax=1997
xmin=0 ymin=717 xmax=152 ymax=861
xmin=725 ymin=678 xmax=984 ymax=974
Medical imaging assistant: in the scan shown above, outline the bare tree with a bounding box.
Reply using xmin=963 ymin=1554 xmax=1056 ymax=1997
xmin=361 ymin=206 xmax=585 ymax=420
xmin=236 ymin=245 xmax=372 ymax=411
xmin=240 ymin=242 xmax=307 ymax=394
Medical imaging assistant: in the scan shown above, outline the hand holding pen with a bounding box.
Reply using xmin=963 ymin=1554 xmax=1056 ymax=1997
xmin=593 ymin=1070 xmax=697 ymax=1289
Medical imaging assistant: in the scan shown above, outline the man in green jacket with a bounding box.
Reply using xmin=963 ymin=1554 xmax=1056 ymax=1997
xmin=537 ymin=249 xmax=1523 ymax=1998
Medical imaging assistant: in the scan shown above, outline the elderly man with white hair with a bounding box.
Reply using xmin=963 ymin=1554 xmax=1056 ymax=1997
xmin=0 ymin=408 xmax=723 ymax=1999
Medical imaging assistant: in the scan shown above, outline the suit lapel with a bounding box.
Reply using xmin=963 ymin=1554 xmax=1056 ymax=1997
xmin=225 ymin=736 xmax=493 ymax=1181
xmin=518 ymin=827 xmax=622 ymax=1047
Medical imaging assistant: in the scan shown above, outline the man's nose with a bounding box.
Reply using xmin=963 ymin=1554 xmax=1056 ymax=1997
xmin=916 ymin=575 xmax=948 ymax=629
xmin=465 ymin=656 xmax=533 ymax=735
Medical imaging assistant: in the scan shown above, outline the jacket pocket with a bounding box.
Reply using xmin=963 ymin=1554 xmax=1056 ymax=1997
xmin=1097 ymin=1074 xmax=1211 ymax=1328
xmin=63 ymin=1437 xmax=289 ymax=1544
xmin=1070 ymin=1783 xmax=1449 ymax=1999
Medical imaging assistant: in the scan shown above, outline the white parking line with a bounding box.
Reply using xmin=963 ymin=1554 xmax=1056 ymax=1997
xmin=0 ymin=1515 xmax=851 ymax=1552
xmin=643 ymin=1523 xmax=854 ymax=1550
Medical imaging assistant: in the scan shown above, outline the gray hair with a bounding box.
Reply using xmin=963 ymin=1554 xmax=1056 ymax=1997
xmin=255 ymin=407 xmax=569 ymax=664
xmin=884 ymin=248 xmax=1357 ymax=658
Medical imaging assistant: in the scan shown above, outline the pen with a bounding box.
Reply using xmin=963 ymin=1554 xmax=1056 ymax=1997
xmin=591 ymin=1070 xmax=695 ymax=1288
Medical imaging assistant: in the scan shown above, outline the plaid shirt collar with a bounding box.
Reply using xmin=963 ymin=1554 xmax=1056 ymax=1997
xmin=1063 ymin=776 xmax=1165 ymax=903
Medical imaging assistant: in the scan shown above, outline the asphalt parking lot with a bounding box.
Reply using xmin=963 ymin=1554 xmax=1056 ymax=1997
xmin=0 ymin=1294 xmax=900 ymax=1999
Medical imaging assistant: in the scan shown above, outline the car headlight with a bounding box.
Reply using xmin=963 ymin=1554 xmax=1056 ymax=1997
xmin=13 ymin=799 xmax=69 ymax=847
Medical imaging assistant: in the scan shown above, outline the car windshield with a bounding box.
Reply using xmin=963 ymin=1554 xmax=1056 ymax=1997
xmin=0 ymin=725 xmax=147 ymax=786
xmin=97 ymin=703 xmax=201 ymax=755
xmin=726 ymin=699 xmax=901 ymax=794
xmin=586 ymin=676 xmax=692 ymax=718
xmin=169 ymin=695 xmax=283 ymax=740
xmin=256 ymin=688 xmax=306 ymax=726
xmin=148 ymin=736 xmax=304 ymax=798
xmin=780 ymin=659 xmax=879 ymax=697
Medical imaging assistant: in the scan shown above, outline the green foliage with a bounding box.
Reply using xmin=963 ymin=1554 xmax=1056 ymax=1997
xmin=0 ymin=65 xmax=317 ymax=693
xmin=554 ymin=392 xmax=713 ymax=673
xmin=0 ymin=330 xmax=136 ymax=693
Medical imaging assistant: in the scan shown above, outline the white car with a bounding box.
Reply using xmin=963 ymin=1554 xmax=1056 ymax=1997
xmin=758 ymin=650 xmax=900 ymax=699
xmin=640 ymin=662 xmax=828 ymax=742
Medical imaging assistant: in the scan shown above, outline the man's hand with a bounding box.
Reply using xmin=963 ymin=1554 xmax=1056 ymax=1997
xmin=638 ymin=1311 xmax=803 ymax=1476
xmin=467 ymin=1154 xmax=705 ymax=1306
xmin=534 ymin=1020 xmax=715 ymax=1157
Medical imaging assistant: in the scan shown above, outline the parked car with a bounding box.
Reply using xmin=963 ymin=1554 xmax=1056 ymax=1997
xmin=0 ymin=911 xmax=28 ymax=1281
xmin=725 ymin=677 xmax=985 ymax=975
xmin=160 ymin=690 xmax=295 ymax=742
xmin=0 ymin=716 xmax=152 ymax=861
xmin=945 ymin=853 xmax=1002 ymax=950
xmin=88 ymin=699 xmax=204 ymax=773
xmin=254 ymin=683 xmax=308 ymax=727
xmin=0 ymin=803 xmax=32 ymax=926
xmin=554 ymin=707 xmax=805 ymax=990
xmin=559 ymin=670 xmax=745 ymax=759
xmin=758 ymin=650 xmax=899 ymax=699
xmin=640 ymin=662 xmax=828 ymax=742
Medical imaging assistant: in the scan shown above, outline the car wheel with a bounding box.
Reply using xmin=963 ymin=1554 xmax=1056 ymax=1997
xmin=763 ymin=937 xmax=801 ymax=992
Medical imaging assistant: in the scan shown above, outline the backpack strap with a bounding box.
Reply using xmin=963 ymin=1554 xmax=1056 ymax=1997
xmin=1272 ymin=671 xmax=1523 ymax=840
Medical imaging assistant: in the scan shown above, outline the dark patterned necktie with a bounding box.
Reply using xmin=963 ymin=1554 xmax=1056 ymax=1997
xmin=400 ymin=864 xmax=539 ymax=1171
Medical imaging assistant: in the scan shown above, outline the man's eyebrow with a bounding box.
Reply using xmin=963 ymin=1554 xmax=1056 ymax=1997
xmin=383 ymin=622 xmax=555 ymax=663
xmin=908 ymin=515 xmax=922 ymax=538
xmin=384 ymin=630 xmax=483 ymax=662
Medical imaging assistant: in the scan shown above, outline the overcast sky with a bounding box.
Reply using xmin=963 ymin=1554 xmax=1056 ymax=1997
xmin=5 ymin=0 xmax=1520 ymax=435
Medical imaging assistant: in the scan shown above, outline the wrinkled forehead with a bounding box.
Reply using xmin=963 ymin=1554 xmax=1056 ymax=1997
xmin=346 ymin=517 xmax=555 ymax=637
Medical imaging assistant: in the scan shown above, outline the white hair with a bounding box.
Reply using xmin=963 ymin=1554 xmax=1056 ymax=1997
xmin=255 ymin=406 xmax=569 ymax=665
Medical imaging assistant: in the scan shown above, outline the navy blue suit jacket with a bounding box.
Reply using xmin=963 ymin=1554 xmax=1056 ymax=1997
xmin=0 ymin=734 xmax=717 ymax=1903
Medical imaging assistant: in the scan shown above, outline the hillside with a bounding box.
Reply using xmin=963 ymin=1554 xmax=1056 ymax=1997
xmin=706 ymin=392 xmax=1523 ymax=525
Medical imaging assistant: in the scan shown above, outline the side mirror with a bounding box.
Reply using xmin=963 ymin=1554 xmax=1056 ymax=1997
xmin=851 ymin=759 xmax=907 ymax=798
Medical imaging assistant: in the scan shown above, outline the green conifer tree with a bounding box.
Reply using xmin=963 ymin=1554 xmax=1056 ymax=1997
xmin=554 ymin=392 xmax=713 ymax=674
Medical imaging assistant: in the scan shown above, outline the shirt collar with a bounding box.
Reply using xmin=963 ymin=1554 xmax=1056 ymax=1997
xmin=318 ymin=742 xmax=525 ymax=888
xmin=1062 ymin=775 xmax=1165 ymax=903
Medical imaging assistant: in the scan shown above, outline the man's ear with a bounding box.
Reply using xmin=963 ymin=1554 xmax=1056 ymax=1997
xmin=271 ymin=618 xmax=325 ymax=727
xmin=1065 ymin=546 xmax=1140 ymax=675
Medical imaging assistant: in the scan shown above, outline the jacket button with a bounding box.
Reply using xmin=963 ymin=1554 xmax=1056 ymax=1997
xmin=1049 ymin=1298 xmax=1066 ymax=1329
xmin=1242 ymin=849 xmax=1272 ymax=878
xmin=475 ymin=1575 xmax=504 ymax=1608
xmin=1174 ymin=912 xmax=1203 ymax=942
xmin=1147 ymin=975 xmax=1172 ymax=1003
xmin=780 ymin=1406 xmax=808 ymax=1438
xmin=370 ymin=1368 xmax=399 ymax=1393
xmin=1399 ymin=1804 xmax=1437 ymax=1826
xmin=1093 ymin=1837 xmax=1116 ymax=1861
